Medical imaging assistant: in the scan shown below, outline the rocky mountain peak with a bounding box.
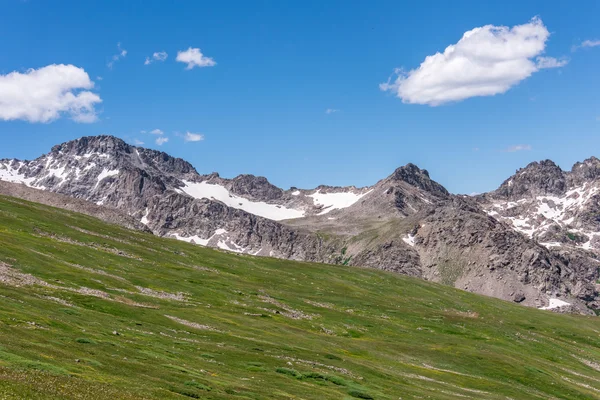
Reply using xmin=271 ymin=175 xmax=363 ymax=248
xmin=50 ymin=135 xmax=198 ymax=177
xmin=389 ymin=163 xmax=449 ymax=197
xmin=227 ymin=174 xmax=284 ymax=201
xmin=569 ymin=156 xmax=600 ymax=186
xmin=51 ymin=135 xmax=130 ymax=157
xmin=494 ymin=159 xmax=566 ymax=200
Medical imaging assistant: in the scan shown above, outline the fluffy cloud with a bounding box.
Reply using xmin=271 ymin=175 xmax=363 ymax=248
xmin=144 ymin=51 xmax=168 ymax=65
xmin=325 ymin=108 xmax=339 ymax=114
xmin=505 ymin=144 xmax=532 ymax=152
xmin=0 ymin=64 xmax=101 ymax=123
xmin=184 ymin=132 xmax=204 ymax=142
xmin=108 ymin=42 xmax=127 ymax=69
xmin=149 ymin=128 xmax=164 ymax=135
xmin=380 ymin=17 xmax=566 ymax=106
xmin=133 ymin=139 xmax=144 ymax=145
xmin=176 ymin=47 xmax=216 ymax=69
xmin=155 ymin=137 xmax=169 ymax=146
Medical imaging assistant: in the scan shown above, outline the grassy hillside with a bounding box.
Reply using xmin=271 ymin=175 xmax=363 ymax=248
xmin=0 ymin=195 xmax=600 ymax=399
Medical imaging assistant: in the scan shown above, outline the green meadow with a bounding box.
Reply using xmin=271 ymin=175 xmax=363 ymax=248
xmin=0 ymin=194 xmax=599 ymax=399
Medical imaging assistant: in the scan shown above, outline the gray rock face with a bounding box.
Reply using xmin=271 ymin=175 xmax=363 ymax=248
xmin=214 ymin=174 xmax=284 ymax=201
xmin=413 ymin=197 xmax=597 ymax=314
xmin=1 ymin=135 xmax=599 ymax=314
xmin=494 ymin=160 xmax=566 ymax=200
xmin=569 ymin=157 xmax=600 ymax=186
xmin=390 ymin=163 xmax=449 ymax=198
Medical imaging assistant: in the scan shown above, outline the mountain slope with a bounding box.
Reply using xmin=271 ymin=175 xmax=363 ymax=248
xmin=1 ymin=195 xmax=600 ymax=399
xmin=0 ymin=136 xmax=362 ymax=259
xmin=1 ymin=136 xmax=599 ymax=314
xmin=0 ymin=180 xmax=149 ymax=232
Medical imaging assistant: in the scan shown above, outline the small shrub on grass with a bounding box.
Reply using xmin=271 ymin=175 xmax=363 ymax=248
xmin=75 ymin=338 xmax=94 ymax=344
xmin=324 ymin=353 xmax=342 ymax=360
xmin=325 ymin=375 xmax=347 ymax=386
xmin=275 ymin=367 xmax=301 ymax=377
xmin=348 ymin=389 xmax=374 ymax=399
xmin=301 ymin=372 xmax=348 ymax=386
xmin=246 ymin=361 xmax=265 ymax=371
xmin=301 ymin=372 xmax=327 ymax=380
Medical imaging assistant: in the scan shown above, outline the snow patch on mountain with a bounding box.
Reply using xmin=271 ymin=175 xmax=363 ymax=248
xmin=73 ymin=152 xmax=110 ymax=160
xmin=46 ymin=165 xmax=68 ymax=182
xmin=172 ymin=233 xmax=212 ymax=246
xmin=402 ymin=234 xmax=416 ymax=247
xmin=97 ymin=168 xmax=120 ymax=182
xmin=180 ymin=180 xmax=305 ymax=221
xmin=0 ymin=162 xmax=34 ymax=185
xmin=141 ymin=208 xmax=150 ymax=225
xmin=539 ymin=298 xmax=571 ymax=310
xmin=171 ymin=227 xmax=246 ymax=253
xmin=308 ymin=189 xmax=372 ymax=215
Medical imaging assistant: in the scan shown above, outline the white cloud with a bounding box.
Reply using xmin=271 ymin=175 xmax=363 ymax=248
xmin=380 ymin=17 xmax=566 ymax=106
xmin=505 ymin=144 xmax=532 ymax=152
xmin=184 ymin=132 xmax=204 ymax=142
xmin=536 ymin=56 xmax=569 ymax=69
xmin=325 ymin=108 xmax=339 ymax=114
xmin=573 ymin=39 xmax=600 ymax=51
xmin=176 ymin=47 xmax=216 ymax=69
xmin=0 ymin=64 xmax=102 ymax=123
xmin=133 ymin=139 xmax=144 ymax=145
xmin=108 ymin=42 xmax=127 ymax=69
xmin=155 ymin=137 xmax=169 ymax=146
xmin=582 ymin=39 xmax=600 ymax=48
xmin=144 ymin=51 xmax=168 ymax=65
xmin=149 ymin=128 xmax=164 ymax=135
xmin=96 ymin=76 xmax=103 ymax=81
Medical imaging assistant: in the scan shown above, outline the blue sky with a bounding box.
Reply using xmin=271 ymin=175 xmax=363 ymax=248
xmin=0 ymin=0 xmax=599 ymax=194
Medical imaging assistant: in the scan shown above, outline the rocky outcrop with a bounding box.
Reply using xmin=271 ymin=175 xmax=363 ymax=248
xmin=493 ymin=160 xmax=566 ymax=200
xmin=411 ymin=197 xmax=597 ymax=314
xmin=390 ymin=163 xmax=449 ymax=198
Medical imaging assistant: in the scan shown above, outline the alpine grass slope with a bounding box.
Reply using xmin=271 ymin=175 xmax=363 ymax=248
xmin=1 ymin=195 xmax=600 ymax=399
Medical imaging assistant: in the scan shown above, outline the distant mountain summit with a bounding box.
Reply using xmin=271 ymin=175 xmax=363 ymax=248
xmin=479 ymin=157 xmax=600 ymax=254
xmin=493 ymin=160 xmax=566 ymax=200
xmin=1 ymin=135 xmax=599 ymax=314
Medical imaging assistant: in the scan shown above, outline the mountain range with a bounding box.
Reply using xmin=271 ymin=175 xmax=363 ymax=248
xmin=1 ymin=135 xmax=599 ymax=314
